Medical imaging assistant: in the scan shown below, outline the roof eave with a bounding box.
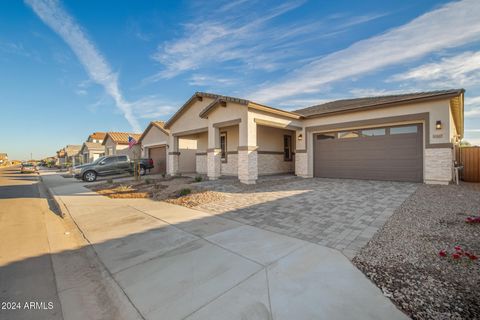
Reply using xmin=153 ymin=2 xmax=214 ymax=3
xmin=302 ymin=91 xmax=465 ymax=119
xmin=248 ymin=102 xmax=304 ymax=120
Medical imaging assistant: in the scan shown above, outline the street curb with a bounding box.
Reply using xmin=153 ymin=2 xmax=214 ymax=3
xmin=38 ymin=174 xmax=66 ymax=218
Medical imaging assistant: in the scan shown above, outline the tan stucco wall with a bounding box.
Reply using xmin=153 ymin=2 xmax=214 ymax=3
xmin=141 ymin=126 xmax=169 ymax=157
xmin=257 ymin=125 xmax=295 ymax=151
xmin=169 ymin=98 xmax=213 ymax=134
xmin=219 ymin=125 xmax=239 ymax=151
xmin=178 ymin=137 xmax=197 ymax=173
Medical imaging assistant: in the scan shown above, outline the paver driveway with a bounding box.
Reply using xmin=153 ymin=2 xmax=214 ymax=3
xmin=197 ymin=177 xmax=418 ymax=258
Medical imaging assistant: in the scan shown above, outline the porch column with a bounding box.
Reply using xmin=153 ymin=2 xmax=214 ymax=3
xmin=167 ymin=135 xmax=179 ymax=176
xmin=238 ymin=118 xmax=258 ymax=184
xmin=295 ymin=127 xmax=310 ymax=177
xmin=207 ymin=125 xmax=221 ymax=180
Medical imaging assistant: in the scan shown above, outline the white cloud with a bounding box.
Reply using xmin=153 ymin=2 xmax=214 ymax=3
xmin=149 ymin=1 xmax=386 ymax=81
xmin=25 ymin=0 xmax=142 ymax=131
xmin=251 ymin=0 xmax=480 ymax=103
xmin=464 ymin=96 xmax=480 ymax=118
xmin=188 ymin=74 xmax=237 ymax=87
xmin=389 ymin=51 xmax=480 ymax=86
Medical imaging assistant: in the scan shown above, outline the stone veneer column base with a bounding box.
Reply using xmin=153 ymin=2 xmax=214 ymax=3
xmin=167 ymin=153 xmax=179 ymax=176
xmin=207 ymin=149 xmax=221 ymax=180
xmin=295 ymin=152 xmax=310 ymax=178
xmin=195 ymin=154 xmax=207 ymax=174
xmin=238 ymin=150 xmax=258 ymax=184
xmin=424 ymin=148 xmax=453 ymax=184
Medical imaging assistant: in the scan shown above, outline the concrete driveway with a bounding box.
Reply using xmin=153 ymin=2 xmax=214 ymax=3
xmin=41 ymin=172 xmax=409 ymax=320
xmin=197 ymin=177 xmax=418 ymax=258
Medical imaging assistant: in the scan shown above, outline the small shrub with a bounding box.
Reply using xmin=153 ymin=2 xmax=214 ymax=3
xmin=107 ymin=178 xmax=113 ymax=184
xmin=178 ymin=188 xmax=191 ymax=197
xmin=145 ymin=178 xmax=152 ymax=184
xmin=154 ymin=183 xmax=161 ymax=190
xmin=194 ymin=176 xmax=203 ymax=182
xmin=161 ymin=173 xmax=166 ymax=178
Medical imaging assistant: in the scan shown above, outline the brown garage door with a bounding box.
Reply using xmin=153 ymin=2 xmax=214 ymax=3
xmin=148 ymin=146 xmax=166 ymax=174
xmin=314 ymin=124 xmax=423 ymax=182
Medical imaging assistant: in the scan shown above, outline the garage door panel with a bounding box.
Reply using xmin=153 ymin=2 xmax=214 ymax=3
xmin=149 ymin=146 xmax=166 ymax=174
xmin=314 ymin=125 xmax=423 ymax=182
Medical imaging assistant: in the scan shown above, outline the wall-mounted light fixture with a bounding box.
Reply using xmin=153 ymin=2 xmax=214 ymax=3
xmin=298 ymin=133 xmax=303 ymax=141
xmin=436 ymin=120 xmax=442 ymax=130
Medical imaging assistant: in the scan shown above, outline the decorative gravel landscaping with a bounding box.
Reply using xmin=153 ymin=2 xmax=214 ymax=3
xmin=353 ymin=183 xmax=480 ymax=320
xmin=88 ymin=176 xmax=199 ymax=200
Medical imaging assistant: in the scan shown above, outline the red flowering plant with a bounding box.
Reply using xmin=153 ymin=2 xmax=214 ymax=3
xmin=465 ymin=216 xmax=480 ymax=224
xmin=438 ymin=245 xmax=478 ymax=263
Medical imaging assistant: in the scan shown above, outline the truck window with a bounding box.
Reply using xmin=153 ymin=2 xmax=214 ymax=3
xmin=117 ymin=156 xmax=128 ymax=162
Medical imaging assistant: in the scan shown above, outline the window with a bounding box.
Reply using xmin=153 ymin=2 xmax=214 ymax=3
xmin=338 ymin=131 xmax=360 ymax=139
xmin=390 ymin=125 xmax=418 ymax=135
xmin=361 ymin=128 xmax=385 ymax=137
xmin=101 ymin=157 xmax=116 ymax=164
xmin=220 ymin=132 xmax=227 ymax=161
xmin=317 ymin=133 xmax=336 ymax=140
xmin=117 ymin=156 xmax=128 ymax=162
xmin=284 ymin=135 xmax=292 ymax=161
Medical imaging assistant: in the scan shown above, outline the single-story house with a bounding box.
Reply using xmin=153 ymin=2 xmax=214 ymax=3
xmin=87 ymin=131 xmax=106 ymax=144
xmin=102 ymin=132 xmax=141 ymax=159
xmin=64 ymin=145 xmax=82 ymax=166
xmin=138 ymin=121 xmax=169 ymax=174
xmin=56 ymin=149 xmax=66 ymax=166
xmin=79 ymin=142 xmax=104 ymax=163
xmin=79 ymin=132 xmax=107 ymax=163
xmin=0 ymin=153 xmax=8 ymax=166
xmin=163 ymin=89 xmax=464 ymax=185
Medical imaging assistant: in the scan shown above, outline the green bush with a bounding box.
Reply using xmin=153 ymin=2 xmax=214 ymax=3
xmin=194 ymin=176 xmax=203 ymax=182
xmin=178 ymin=188 xmax=191 ymax=197
xmin=107 ymin=178 xmax=113 ymax=184
xmin=161 ymin=173 xmax=166 ymax=178
xmin=145 ymin=178 xmax=152 ymax=184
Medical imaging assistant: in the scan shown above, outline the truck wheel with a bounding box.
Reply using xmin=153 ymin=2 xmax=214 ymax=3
xmin=83 ymin=171 xmax=97 ymax=182
xmin=139 ymin=165 xmax=146 ymax=176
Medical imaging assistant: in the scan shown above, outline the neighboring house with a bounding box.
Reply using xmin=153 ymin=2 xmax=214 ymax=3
xmin=56 ymin=149 xmax=66 ymax=167
xmin=138 ymin=121 xmax=169 ymax=174
xmin=79 ymin=142 xmax=104 ymax=163
xmin=64 ymin=145 xmax=82 ymax=166
xmin=86 ymin=131 xmax=106 ymax=144
xmin=164 ymin=90 xmax=465 ymax=185
xmin=0 ymin=153 xmax=8 ymax=166
xmin=102 ymin=132 xmax=141 ymax=159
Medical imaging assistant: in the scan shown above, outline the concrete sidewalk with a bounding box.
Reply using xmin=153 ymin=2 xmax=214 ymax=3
xmin=41 ymin=172 xmax=409 ymax=320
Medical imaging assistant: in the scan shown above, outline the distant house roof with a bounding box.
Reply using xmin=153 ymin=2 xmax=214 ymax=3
xmin=80 ymin=142 xmax=104 ymax=153
xmin=294 ymin=89 xmax=465 ymax=118
xmin=138 ymin=121 xmax=169 ymax=143
xmin=102 ymin=132 xmax=141 ymax=145
xmin=88 ymin=132 xmax=106 ymax=141
xmin=64 ymin=145 xmax=82 ymax=156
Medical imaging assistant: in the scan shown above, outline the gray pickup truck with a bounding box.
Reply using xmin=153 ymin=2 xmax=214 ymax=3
xmin=73 ymin=155 xmax=154 ymax=182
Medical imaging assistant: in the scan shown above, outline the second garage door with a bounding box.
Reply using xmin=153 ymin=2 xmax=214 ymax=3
xmin=314 ymin=124 xmax=423 ymax=182
xmin=148 ymin=146 xmax=166 ymax=174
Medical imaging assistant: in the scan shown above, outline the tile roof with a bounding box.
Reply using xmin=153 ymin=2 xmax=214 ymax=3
xmin=165 ymin=92 xmax=301 ymax=128
xmin=294 ymin=89 xmax=465 ymax=118
xmin=138 ymin=121 xmax=169 ymax=143
xmin=81 ymin=142 xmax=104 ymax=151
xmin=64 ymin=145 xmax=82 ymax=156
xmin=89 ymin=132 xmax=106 ymax=140
xmin=103 ymin=132 xmax=141 ymax=145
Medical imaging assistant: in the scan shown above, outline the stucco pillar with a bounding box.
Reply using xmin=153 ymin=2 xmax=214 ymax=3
xmin=207 ymin=126 xmax=221 ymax=180
xmin=238 ymin=118 xmax=258 ymax=184
xmin=167 ymin=136 xmax=179 ymax=176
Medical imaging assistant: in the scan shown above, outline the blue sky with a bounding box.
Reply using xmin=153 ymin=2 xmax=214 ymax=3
xmin=1 ymin=0 xmax=479 ymax=160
